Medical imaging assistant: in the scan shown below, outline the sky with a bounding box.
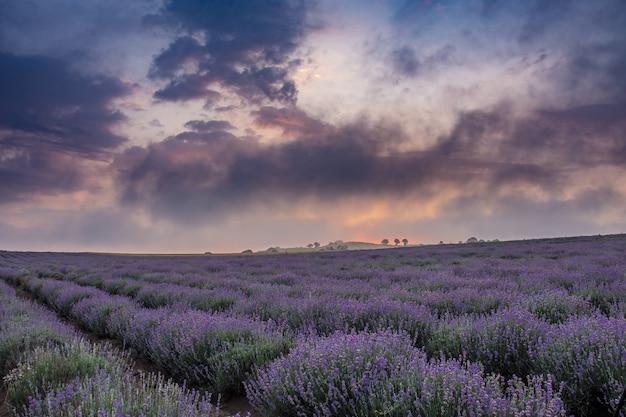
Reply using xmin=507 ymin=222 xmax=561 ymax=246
xmin=1 ymin=0 xmax=625 ymax=253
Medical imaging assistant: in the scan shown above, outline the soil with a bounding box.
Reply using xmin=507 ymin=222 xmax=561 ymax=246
xmin=220 ymin=395 xmax=262 ymax=417
xmin=0 ymin=387 xmax=9 ymax=417
xmin=3 ymin=285 xmax=262 ymax=417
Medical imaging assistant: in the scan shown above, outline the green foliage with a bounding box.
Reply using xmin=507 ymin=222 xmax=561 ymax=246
xmin=191 ymin=294 xmax=237 ymax=312
xmin=426 ymin=309 xmax=547 ymax=379
xmin=525 ymin=291 xmax=594 ymax=324
xmin=0 ymin=294 xmax=74 ymax=375
xmin=17 ymin=369 xmax=216 ymax=417
xmin=533 ymin=314 xmax=626 ymax=417
xmin=154 ymin=322 xmax=293 ymax=396
xmin=5 ymin=339 xmax=131 ymax=409
xmin=0 ymin=326 xmax=69 ymax=375
xmin=247 ymin=331 xmax=566 ymax=417
xmin=123 ymin=283 xmax=143 ymax=297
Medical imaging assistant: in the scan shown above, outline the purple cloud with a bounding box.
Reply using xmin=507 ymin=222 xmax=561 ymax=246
xmin=0 ymin=52 xmax=131 ymax=202
xmin=146 ymin=0 xmax=313 ymax=105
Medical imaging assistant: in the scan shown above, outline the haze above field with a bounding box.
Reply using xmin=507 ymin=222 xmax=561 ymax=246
xmin=1 ymin=0 xmax=626 ymax=253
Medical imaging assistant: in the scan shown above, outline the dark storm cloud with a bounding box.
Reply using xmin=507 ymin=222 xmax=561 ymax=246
xmin=177 ymin=119 xmax=238 ymax=143
xmin=172 ymin=129 xmax=238 ymax=143
xmin=149 ymin=36 xmax=206 ymax=79
xmin=113 ymin=98 xmax=626 ymax=220
xmin=434 ymin=108 xmax=564 ymax=190
xmin=146 ymin=0 xmax=312 ymax=105
xmin=438 ymin=102 xmax=626 ymax=171
xmin=532 ymin=102 xmax=626 ymax=165
xmin=153 ymin=75 xmax=221 ymax=102
xmin=0 ymin=147 xmax=84 ymax=204
xmin=113 ymin=115 xmax=427 ymax=218
xmin=0 ymin=53 xmax=130 ymax=154
xmin=184 ymin=119 xmax=234 ymax=132
xmin=0 ymin=52 xmax=131 ymax=202
xmin=435 ymin=109 xmax=508 ymax=156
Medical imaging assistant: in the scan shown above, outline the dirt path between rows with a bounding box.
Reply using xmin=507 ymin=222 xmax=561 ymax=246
xmin=3 ymin=285 xmax=261 ymax=417
xmin=0 ymin=388 xmax=9 ymax=417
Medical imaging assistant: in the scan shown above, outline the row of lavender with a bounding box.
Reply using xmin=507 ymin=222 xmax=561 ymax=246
xmin=1 ymin=273 xmax=569 ymax=416
xmin=0 ymin=271 xmax=291 ymax=397
xmin=0 ymin=280 xmax=221 ymax=417
xmin=3 ymin=236 xmax=625 ymax=325
xmin=1 ymin=234 xmax=625 ymax=415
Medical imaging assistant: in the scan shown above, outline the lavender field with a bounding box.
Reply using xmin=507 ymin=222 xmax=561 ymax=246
xmin=2 ymin=234 xmax=626 ymax=416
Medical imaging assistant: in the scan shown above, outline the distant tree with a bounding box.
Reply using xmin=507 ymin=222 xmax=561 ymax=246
xmin=394 ymin=238 xmax=400 ymax=246
xmin=439 ymin=241 xmax=445 ymax=245
xmin=381 ymin=239 xmax=389 ymax=245
xmin=307 ymin=243 xmax=314 ymax=248
xmin=402 ymin=238 xmax=408 ymax=246
xmin=466 ymin=237 xmax=478 ymax=243
xmin=313 ymin=242 xmax=320 ymax=248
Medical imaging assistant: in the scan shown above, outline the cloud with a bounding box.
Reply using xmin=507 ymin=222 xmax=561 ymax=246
xmin=0 ymin=53 xmax=131 ymax=153
xmin=146 ymin=0 xmax=313 ymax=105
xmin=112 ymin=113 xmax=415 ymax=220
xmin=153 ymin=74 xmax=222 ymax=102
xmin=252 ymin=106 xmax=330 ymax=136
xmin=116 ymin=101 xmax=612 ymax=222
xmin=184 ymin=119 xmax=235 ymax=132
xmin=387 ymin=0 xmax=626 ymax=86
xmin=428 ymin=191 xmax=626 ymax=244
xmin=513 ymin=0 xmax=626 ymax=46
xmin=0 ymin=208 xmax=162 ymax=252
xmin=512 ymin=102 xmax=626 ymax=166
xmin=389 ymin=44 xmax=456 ymax=79
xmin=391 ymin=46 xmax=420 ymax=77
xmin=0 ymin=52 xmax=131 ymax=202
xmin=562 ymin=40 xmax=626 ymax=102
xmin=436 ymin=101 xmax=626 ymax=175
xmin=0 ymin=0 xmax=162 ymax=76
xmin=513 ymin=0 xmax=573 ymax=44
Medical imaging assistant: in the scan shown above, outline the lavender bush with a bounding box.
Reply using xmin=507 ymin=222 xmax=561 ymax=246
xmin=534 ymin=313 xmax=626 ymax=416
xmin=523 ymin=289 xmax=596 ymax=324
xmin=68 ymin=291 xmax=138 ymax=337
xmin=15 ymin=368 xmax=218 ymax=417
xmin=427 ymin=307 xmax=550 ymax=378
xmin=5 ymin=338 xmax=131 ymax=409
xmin=246 ymin=330 xmax=567 ymax=417
xmin=0 ymin=281 xmax=76 ymax=375
xmin=116 ymin=307 xmax=292 ymax=395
